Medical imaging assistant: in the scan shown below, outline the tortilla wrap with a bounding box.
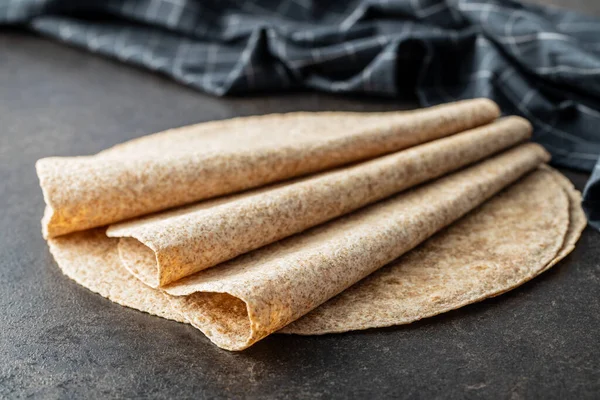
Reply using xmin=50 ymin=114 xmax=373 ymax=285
xmin=281 ymin=165 xmax=585 ymax=334
xmin=47 ymin=229 xmax=188 ymax=324
xmin=37 ymin=98 xmax=499 ymax=238
xmin=48 ymin=144 xmax=552 ymax=350
xmin=106 ymin=116 xmax=531 ymax=287
xmin=47 ymin=164 xmax=582 ymax=341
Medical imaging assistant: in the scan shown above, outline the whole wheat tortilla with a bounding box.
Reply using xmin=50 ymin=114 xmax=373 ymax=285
xmin=48 ymin=228 xmax=187 ymax=324
xmin=47 ymin=164 xmax=582 ymax=341
xmin=107 ymin=116 xmax=531 ymax=287
xmin=156 ymin=144 xmax=550 ymax=350
xmin=47 ymin=152 xmax=584 ymax=351
xmin=281 ymin=165 xmax=584 ymax=334
xmin=37 ymin=98 xmax=499 ymax=238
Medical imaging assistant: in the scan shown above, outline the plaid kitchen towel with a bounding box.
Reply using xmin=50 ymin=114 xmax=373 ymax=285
xmin=2 ymin=0 xmax=600 ymax=229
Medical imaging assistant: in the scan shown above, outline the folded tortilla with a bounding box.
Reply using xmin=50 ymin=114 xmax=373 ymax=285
xmin=163 ymin=144 xmax=549 ymax=350
xmin=47 ymin=162 xmax=582 ymax=347
xmin=106 ymin=116 xmax=532 ymax=287
xmin=47 ymin=229 xmax=188 ymax=324
xmin=281 ymin=165 xmax=585 ymax=334
xmin=37 ymin=98 xmax=499 ymax=238
xmin=47 ymin=159 xmax=584 ymax=351
xmin=39 ymin=102 xmax=585 ymax=352
xmin=48 ymin=143 xmax=550 ymax=350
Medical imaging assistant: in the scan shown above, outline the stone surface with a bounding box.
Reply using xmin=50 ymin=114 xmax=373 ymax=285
xmin=1 ymin=30 xmax=599 ymax=399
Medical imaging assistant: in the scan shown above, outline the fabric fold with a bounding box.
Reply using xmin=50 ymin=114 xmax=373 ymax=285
xmin=107 ymin=116 xmax=532 ymax=287
xmin=36 ymin=98 xmax=499 ymax=238
xmin=163 ymin=143 xmax=549 ymax=350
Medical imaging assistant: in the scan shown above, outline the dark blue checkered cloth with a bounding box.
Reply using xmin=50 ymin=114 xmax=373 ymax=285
xmin=2 ymin=0 xmax=600 ymax=229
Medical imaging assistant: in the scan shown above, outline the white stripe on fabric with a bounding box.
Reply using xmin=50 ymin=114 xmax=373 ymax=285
xmin=557 ymin=22 xmax=600 ymax=32
xmin=340 ymin=5 xmax=365 ymax=31
xmin=518 ymin=88 xmax=537 ymax=111
xmin=536 ymin=65 xmax=600 ymax=75
xmin=412 ymin=0 xmax=447 ymax=19
xmin=578 ymin=104 xmax=600 ymax=119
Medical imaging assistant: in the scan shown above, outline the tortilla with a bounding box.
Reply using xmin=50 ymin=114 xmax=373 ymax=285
xmin=162 ymin=144 xmax=548 ymax=350
xmin=39 ymin=102 xmax=585 ymax=352
xmin=106 ymin=116 xmax=532 ymax=287
xmin=37 ymin=98 xmax=499 ymax=238
xmin=48 ymin=229 xmax=187 ymax=323
xmin=46 ymin=143 xmax=547 ymax=350
xmin=48 ymin=163 xmax=582 ymax=344
xmin=281 ymin=165 xmax=584 ymax=334
xmin=47 ymin=155 xmax=584 ymax=351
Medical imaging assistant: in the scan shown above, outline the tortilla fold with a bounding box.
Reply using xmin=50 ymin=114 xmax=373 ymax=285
xmin=47 ymin=159 xmax=584 ymax=351
xmin=107 ymin=116 xmax=532 ymax=287
xmin=40 ymin=105 xmax=585 ymax=352
xmin=163 ymin=143 xmax=549 ymax=350
xmin=37 ymin=98 xmax=499 ymax=238
xmin=281 ymin=165 xmax=584 ymax=334
xmin=47 ymin=229 xmax=188 ymax=324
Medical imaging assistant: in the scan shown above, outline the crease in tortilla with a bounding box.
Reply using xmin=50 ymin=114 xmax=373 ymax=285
xmin=47 ymin=229 xmax=187 ymax=323
xmin=162 ymin=143 xmax=549 ymax=350
xmin=106 ymin=116 xmax=532 ymax=287
xmin=37 ymin=98 xmax=500 ymax=238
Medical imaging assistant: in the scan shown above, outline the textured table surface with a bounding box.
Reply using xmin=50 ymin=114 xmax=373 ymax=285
xmin=1 ymin=20 xmax=600 ymax=399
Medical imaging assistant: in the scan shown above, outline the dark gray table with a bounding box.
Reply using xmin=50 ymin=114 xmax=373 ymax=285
xmin=1 ymin=26 xmax=599 ymax=399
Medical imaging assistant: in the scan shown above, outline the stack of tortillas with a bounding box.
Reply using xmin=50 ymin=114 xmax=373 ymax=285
xmin=37 ymin=99 xmax=586 ymax=351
